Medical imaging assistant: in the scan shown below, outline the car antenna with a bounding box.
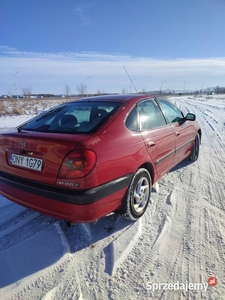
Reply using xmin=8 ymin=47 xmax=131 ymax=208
xmin=123 ymin=66 xmax=138 ymax=93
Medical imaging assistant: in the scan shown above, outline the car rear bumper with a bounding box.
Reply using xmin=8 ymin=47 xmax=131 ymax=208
xmin=0 ymin=171 xmax=132 ymax=222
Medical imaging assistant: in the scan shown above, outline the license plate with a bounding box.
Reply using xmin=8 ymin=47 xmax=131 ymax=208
xmin=10 ymin=154 xmax=43 ymax=171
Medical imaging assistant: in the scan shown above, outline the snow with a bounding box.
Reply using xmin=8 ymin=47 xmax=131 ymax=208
xmin=0 ymin=95 xmax=225 ymax=299
xmin=0 ymin=115 xmax=33 ymax=132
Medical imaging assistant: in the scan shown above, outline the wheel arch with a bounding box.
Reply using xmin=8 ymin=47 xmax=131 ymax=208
xmin=138 ymin=162 xmax=155 ymax=184
xmin=198 ymin=129 xmax=202 ymax=143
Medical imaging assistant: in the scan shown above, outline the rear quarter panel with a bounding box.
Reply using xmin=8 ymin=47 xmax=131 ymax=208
xmin=76 ymin=106 xmax=153 ymax=187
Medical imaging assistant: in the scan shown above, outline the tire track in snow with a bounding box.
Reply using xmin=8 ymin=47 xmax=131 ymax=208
xmin=176 ymin=97 xmax=225 ymax=164
xmin=0 ymin=211 xmax=57 ymax=252
xmin=169 ymin=96 xmax=225 ymax=299
xmin=99 ymin=180 xmax=191 ymax=299
xmin=108 ymin=96 xmax=225 ymax=299
xmin=19 ymin=214 xmax=144 ymax=300
xmin=2 ymin=222 xmax=72 ymax=300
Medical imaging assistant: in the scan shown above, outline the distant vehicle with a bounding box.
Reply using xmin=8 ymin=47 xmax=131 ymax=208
xmin=0 ymin=95 xmax=201 ymax=223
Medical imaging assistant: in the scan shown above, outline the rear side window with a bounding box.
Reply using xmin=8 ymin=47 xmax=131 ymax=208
xmin=126 ymin=99 xmax=167 ymax=132
xmin=125 ymin=106 xmax=138 ymax=131
xmin=20 ymin=101 xmax=122 ymax=133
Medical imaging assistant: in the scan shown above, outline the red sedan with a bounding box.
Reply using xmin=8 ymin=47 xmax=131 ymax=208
xmin=0 ymin=95 xmax=201 ymax=223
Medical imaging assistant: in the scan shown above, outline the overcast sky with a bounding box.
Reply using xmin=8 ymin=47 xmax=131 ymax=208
xmin=1 ymin=0 xmax=225 ymax=95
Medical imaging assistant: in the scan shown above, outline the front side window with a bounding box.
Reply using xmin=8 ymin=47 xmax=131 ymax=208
xmin=19 ymin=101 xmax=122 ymax=133
xmin=157 ymin=99 xmax=184 ymax=123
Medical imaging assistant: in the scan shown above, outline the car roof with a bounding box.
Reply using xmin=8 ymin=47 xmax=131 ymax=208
xmin=69 ymin=94 xmax=156 ymax=104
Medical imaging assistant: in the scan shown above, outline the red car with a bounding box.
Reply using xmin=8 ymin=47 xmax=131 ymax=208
xmin=0 ymin=95 xmax=201 ymax=223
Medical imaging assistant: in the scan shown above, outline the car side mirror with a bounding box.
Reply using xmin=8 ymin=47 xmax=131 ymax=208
xmin=185 ymin=113 xmax=196 ymax=121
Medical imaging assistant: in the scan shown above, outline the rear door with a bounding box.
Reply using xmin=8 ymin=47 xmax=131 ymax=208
xmin=137 ymin=99 xmax=176 ymax=177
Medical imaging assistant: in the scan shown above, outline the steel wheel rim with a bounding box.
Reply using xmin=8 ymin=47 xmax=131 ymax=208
xmin=132 ymin=177 xmax=150 ymax=213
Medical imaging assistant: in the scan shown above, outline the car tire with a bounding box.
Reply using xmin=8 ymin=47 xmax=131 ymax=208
xmin=188 ymin=133 xmax=200 ymax=161
xmin=120 ymin=168 xmax=152 ymax=221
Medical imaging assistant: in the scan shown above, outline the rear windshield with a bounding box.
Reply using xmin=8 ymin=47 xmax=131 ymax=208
xmin=19 ymin=101 xmax=122 ymax=133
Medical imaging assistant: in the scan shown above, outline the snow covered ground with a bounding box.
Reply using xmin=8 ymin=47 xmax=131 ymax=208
xmin=0 ymin=95 xmax=224 ymax=300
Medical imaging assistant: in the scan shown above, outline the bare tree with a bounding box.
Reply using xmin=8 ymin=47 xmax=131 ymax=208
xmin=76 ymin=83 xmax=87 ymax=97
xmin=22 ymin=87 xmax=32 ymax=98
xmin=96 ymin=89 xmax=106 ymax=95
xmin=214 ymin=85 xmax=225 ymax=94
xmin=64 ymin=85 xmax=71 ymax=99
xmin=121 ymin=88 xmax=127 ymax=94
xmin=215 ymin=85 xmax=222 ymax=94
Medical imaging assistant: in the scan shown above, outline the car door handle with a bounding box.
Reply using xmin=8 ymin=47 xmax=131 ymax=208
xmin=147 ymin=141 xmax=155 ymax=148
xmin=175 ymin=132 xmax=180 ymax=136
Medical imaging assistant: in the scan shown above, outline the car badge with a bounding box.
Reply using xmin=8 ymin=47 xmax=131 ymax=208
xmin=20 ymin=141 xmax=26 ymax=148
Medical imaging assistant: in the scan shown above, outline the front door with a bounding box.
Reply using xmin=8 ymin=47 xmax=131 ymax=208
xmin=157 ymin=99 xmax=195 ymax=164
xmin=137 ymin=99 xmax=176 ymax=177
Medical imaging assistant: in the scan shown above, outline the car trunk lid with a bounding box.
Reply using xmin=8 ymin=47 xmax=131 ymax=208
xmin=0 ymin=130 xmax=87 ymax=185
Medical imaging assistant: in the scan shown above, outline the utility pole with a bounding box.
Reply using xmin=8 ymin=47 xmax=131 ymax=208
xmin=14 ymin=71 xmax=19 ymax=100
xmin=160 ymin=80 xmax=166 ymax=94
xmin=183 ymin=81 xmax=188 ymax=94
xmin=200 ymin=82 xmax=205 ymax=94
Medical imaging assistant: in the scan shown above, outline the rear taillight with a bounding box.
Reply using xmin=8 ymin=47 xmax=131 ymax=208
xmin=58 ymin=150 xmax=96 ymax=179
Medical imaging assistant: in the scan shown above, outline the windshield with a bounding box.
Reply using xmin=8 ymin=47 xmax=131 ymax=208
xmin=20 ymin=101 xmax=122 ymax=133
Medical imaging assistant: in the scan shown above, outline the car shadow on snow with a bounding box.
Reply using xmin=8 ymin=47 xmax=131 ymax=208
xmin=0 ymin=212 xmax=134 ymax=288
xmin=60 ymin=213 xmax=135 ymax=253
xmin=169 ymin=159 xmax=194 ymax=173
xmin=0 ymin=213 xmax=62 ymax=289
xmin=60 ymin=213 xmax=140 ymax=276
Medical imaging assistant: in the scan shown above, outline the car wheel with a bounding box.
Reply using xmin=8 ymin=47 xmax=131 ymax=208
xmin=189 ymin=133 xmax=200 ymax=161
xmin=120 ymin=168 xmax=152 ymax=221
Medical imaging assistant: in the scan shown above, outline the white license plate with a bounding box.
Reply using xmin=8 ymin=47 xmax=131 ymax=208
xmin=10 ymin=154 xmax=43 ymax=171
